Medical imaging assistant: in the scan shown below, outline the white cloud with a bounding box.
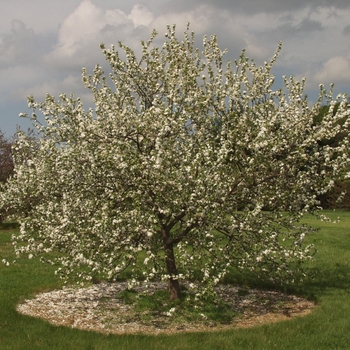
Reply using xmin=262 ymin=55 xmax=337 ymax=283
xmin=42 ymin=1 xmax=160 ymax=72
xmin=128 ymin=4 xmax=155 ymax=27
xmin=43 ymin=0 xmax=133 ymax=70
xmin=313 ymin=56 xmax=350 ymax=84
xmin=152 ymin=4 xmax=219 ymax=36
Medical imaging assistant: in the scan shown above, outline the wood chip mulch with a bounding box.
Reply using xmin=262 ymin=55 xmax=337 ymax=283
xmin=16 ymin=282 xmax=315 ymax=335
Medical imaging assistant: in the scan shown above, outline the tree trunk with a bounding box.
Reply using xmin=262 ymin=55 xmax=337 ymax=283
xmin=164 ymin=241 xmax=181 ymax=300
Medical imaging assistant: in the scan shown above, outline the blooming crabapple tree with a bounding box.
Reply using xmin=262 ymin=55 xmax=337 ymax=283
xmin=1 ymin=25 xmax=350 ymax=300
xmin=0 ymin=130 xmax=14 ymax=225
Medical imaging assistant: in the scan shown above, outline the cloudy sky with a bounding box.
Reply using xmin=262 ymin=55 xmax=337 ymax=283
xmin=1 ymin=0 xmax=350 ymax=135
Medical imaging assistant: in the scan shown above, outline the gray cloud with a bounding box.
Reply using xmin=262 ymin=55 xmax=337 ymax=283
xmin=343 ymin=24 xmax=350 ymax=35
xmin=0 ymin=19 xmax=39 ymax=67
xmin=160 ymin=0 xmax=350 ymax=16
xmin=294 ymin=17 xmax=324 ymax=32
xmin=263 ymin=17 xmax=324 ymax=41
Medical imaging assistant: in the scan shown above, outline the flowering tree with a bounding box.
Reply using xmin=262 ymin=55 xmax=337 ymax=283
xmin=0 ymin=130 xmax=14 ymax=225
xmin=1 ymin=25 xmax=349 ymax=300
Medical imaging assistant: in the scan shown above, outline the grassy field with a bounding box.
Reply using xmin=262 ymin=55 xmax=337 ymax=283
xmin=0 ymin=211 xmax=350 ymax=349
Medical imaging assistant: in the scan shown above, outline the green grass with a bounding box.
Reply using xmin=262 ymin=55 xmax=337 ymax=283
xmin=1 ymin=211 xmax=350 ymax=349
xmin=116 ymin=287 xmax=236 ymax=325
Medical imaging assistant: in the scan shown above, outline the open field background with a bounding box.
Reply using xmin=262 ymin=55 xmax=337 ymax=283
xmin=1 ymin=211 xmax=350 ymax=350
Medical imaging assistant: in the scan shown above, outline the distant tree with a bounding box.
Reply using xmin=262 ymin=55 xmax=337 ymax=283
xmin=1 ymin=25 xmax=350 ymax=300
xmin=0 ymin=130 xmax=14 ymax=224
xmin=0 ymin=130 xmax=13 ymax=183
xmin=314 ymin=103 xmax=350 ymax=209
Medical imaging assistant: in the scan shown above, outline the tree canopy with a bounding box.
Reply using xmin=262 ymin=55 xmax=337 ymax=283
xmin=1 ymin=25 xmax=349 ymax=300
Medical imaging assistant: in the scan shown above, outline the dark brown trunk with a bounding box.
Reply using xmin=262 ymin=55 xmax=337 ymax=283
xmin=165 ymin=247 xmax=180 ymax=300
xmin=164 ymin=240 xmax=181 ymax=300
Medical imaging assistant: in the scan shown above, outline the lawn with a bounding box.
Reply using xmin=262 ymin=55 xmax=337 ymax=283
xmin=0 ymin=211 xmax=349 ymax=350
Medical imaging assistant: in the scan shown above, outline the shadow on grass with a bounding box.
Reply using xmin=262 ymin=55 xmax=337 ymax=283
xmin=302 ymin=263 xmax=350 ymax=295
xmin=0 ymin=221 xmax=19 ymax=230
xmin=222 ymin=261 xmax=350 ymax=304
